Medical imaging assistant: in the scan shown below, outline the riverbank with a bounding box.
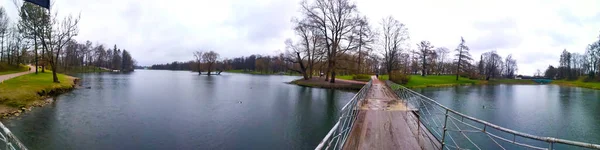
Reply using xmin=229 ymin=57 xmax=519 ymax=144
xmin=552 ymin=80 xmax=600 ymax=90
xmin=395 ymin=75 xmax=536 ymax=88
xmin=0 ymin=72 xmax=78 ymax=118
xmin=291 ymin=77 xmax=366 ymax=90
xmin=225 ymin=70 xmax=300 ymax=76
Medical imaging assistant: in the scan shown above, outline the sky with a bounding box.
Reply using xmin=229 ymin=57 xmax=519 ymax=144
xmin=2 ymin=0 xmax=600 ymax=75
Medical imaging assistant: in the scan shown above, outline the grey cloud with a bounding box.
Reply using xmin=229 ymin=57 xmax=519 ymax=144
xmin=557 ymin=9 xmax=583 ymax=26
xmin=533 ymin=29 xmax=576 ymax=47
xmin=518 ymin=52 xmax=557 ymax=65
xmin=469 ymin=18 xmax=522 ymax=52
xmin=228 ymin=0 xmax=296 ymax=44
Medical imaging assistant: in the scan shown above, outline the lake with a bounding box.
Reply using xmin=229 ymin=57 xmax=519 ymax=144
xmin=415 ymin=85 xmax=600 ymax=149
xmin=2 ymin=70 xmax=356 ymax=150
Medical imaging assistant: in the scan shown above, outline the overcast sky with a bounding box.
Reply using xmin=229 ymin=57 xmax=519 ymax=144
xmin=2 ymin=0 xmax=600 ymax=75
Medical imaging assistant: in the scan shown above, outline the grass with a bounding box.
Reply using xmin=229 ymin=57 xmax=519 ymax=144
xmin=225 ymin=69 xmax=300 ymax=76
xmin=0 ymin=63 xmax=29 ymax=75
xmin=62 ymin=66 xmax=110 ymax=74
xmin=0 ymin=72 xmax=75 ymax=108
xmin=487 ymin=79 xmax=536 ymax=84
xmin=404 ymin=75 xmax=479 ymax=88
xmin=551 ymin=77 xmax=600 ymax=90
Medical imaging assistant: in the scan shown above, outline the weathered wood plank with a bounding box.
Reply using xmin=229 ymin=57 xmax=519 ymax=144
xmin=343 ymin=76 xmax=433 ymax=150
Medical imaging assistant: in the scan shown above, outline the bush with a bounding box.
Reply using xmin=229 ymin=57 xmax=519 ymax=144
xmin=352 ymin=74 xmax=371 ymax=81
xmin=390 ymin=71 xmax=411 ymax=84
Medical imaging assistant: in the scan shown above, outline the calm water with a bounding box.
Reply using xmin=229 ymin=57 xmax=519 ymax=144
xmin=415 ymin=85 xmax=600 ymax=148
xmin=2 ymin=70 xmax=356 ymax=150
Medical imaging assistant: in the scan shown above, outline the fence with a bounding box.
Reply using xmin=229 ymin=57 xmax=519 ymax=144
xmin=386 ymin=81 xmax=600 ymax=150
xmin=0 ymin=121 xmax=27 ymax=150
xmin=315 ymin=81 xmax=372 ymax=150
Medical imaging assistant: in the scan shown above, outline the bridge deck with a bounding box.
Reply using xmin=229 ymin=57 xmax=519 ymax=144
xmin=342 ymin=77 xmax=421 ymax=150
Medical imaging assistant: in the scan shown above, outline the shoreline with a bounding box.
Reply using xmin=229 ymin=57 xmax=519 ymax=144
xmin=0 ymin=74 xmax=79 ymax=119
xmin=290 ymin=77 xmax=366 ymax=90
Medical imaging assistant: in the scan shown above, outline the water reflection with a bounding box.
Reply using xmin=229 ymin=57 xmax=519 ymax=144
xmin=419 ymin=85 xmax=600 ymax=146
xmin=2 ymin=70 xmax=356 ymax=149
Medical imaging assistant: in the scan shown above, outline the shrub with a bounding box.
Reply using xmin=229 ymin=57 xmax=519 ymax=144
xmin=390 ymin=71 xmax=410 ymax=84
xmin=352 ymin=74 xmax=371 ymax=81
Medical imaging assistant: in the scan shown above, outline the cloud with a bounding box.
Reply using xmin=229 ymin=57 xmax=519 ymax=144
xmin=1 ymin=0 xmax=599 ymax=75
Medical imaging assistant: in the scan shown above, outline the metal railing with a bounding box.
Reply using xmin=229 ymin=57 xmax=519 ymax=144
xmin=386 ymin=81 xmax=600 ymax=150
xmin=315 ymin=80 xmax=372 ymax=150
xmin=0 ymin=121 xmax=27 ymax=150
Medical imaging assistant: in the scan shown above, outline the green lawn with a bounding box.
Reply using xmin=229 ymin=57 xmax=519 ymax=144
xmin=0 ymin=72 xmax=75 ymax=108
xmin=488 ymin=79 xmax=535 ymax=84
xmin=225 ymin=69 xmax=300 ymax=76
xmin=404 ymin=75 xmax=479 ymax=88
xmin=0 ymin=63 xmax=29 ymax=75
xmin=552 ymin=79 xmax=600 ymax=90
xmin=62 ymin=66 xmax=110 ymax=73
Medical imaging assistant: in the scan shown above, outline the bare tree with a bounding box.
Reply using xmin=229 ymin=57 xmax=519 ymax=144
xmin=193 ymin=51 xmax=203 ymax=75
xmin=284 ymin=39 xmax=309 ymax=80
xmin=301 ymin=0 xmax=360 ymax=83
xmin=504 ymin=54 xmax=517 ymax=78
xmin=202 ymin=51 xmax=219 ymax=76
xmin=435 ymin=47 xmax=450 ymax=74
xmin=0 ymin=7 xmax=8 ymax=63
xmin=455 ymin=37 xmax=473 ymax=80
xmin=482 ymin=50 xmax=503 ymax=80
xmin=416 ymin=40 xmax=434 ymax=76
xmin=355 ymin=16 xmax=374 ymax=74
xmin=380 ymin=16 xmax=409 ymax=76
xmin=292 ymin=19 xmax=321 ymax=79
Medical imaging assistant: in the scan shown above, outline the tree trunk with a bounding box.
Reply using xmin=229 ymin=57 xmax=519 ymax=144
xmin=52 ymin=50 xmax=60 ymax=83
xmin=42 ymin=48 xmax=45 ymax=73
xmin=456 ymin=53 xmax=462 ymax=81
xmin=330 ymin=58 xmax=336 ymax=83
xmin=207 ymin=64 xmax=212 ymax=76
xmin=198 ymin=63 xmax=202 ymax=75
xmin=296 ymin=52 xmax=309 ymax=80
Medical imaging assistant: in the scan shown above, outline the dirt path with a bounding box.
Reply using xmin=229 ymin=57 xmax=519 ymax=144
xmin=343 ymin=76 xmax=420 ymax=150
xmin=0 ymin=65 xmax=35 ymax=83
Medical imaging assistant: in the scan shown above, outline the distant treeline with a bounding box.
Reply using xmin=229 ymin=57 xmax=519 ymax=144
xmin=544 ymin=35 xmax=600 ymax=81
xmin=0 ymin=4 xmax=136 ymax=80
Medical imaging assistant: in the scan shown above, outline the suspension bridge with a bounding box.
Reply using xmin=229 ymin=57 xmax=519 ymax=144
xmin=316 ymin=76 xmax=600 ymax=150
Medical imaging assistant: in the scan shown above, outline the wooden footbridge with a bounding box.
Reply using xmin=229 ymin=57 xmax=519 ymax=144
xmin=316 ymin=76 xmax=600 ymax=150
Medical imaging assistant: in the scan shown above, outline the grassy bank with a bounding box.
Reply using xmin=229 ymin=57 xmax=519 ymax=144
xmin=291 ymin=78 xmax=365 ymax=90
xmin=0 ymin=72 xmax=76 ymax=108
xmin=0 ymin=63 xmax=29 ymax=75
xmin=61 ymin=66 xmax=110 ymax=74
xmin=225 ymin=69 xmax=300 ymax=76
xmin=384 ymin=75 xmax=536 ymax=88
xmin=336 ymin=74 xmax=371 ymax=82
xmin=403 ymin=75 xmax=479 ymax=88
xmin=552 ymin=79 xmax=600 ymax=90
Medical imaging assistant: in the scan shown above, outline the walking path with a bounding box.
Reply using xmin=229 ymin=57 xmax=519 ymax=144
xmin=343 ymin=76 xmax=420 ymax=150
xmin=0 ymin=65 xmax=35 ymax=83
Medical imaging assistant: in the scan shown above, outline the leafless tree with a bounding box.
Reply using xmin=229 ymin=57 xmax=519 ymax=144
xmin=504 ymin=54 xmax=517 ymax=78
xmin=354 ymin=16 xmax=374 ymax=74
xmin=0 ymin=7 xmax=8 ymax=63
xmin=380 ymin=16 xmax=409 ymax=76
xmin=300 ymin=0 xmax=360 ymax=83
xmin=435 ymin=47 xmax=450 ymax=74
xmin=202 ymin=51 xmax=219 ymax=76
xmin=193 ymin=51 xmax=203 ymax=75
xmin=416 ymin=40 xmax=434 ymax=76
xmin=284 ymin=39 xmax=309 ymax=80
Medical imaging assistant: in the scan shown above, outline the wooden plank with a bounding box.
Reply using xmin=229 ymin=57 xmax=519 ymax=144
xmin=342 ymin=77 xmax=428 ymax=150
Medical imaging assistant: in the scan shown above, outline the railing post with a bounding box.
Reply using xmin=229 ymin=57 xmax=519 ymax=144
xmin=441 ymin=109 xmax=449 ymax=150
